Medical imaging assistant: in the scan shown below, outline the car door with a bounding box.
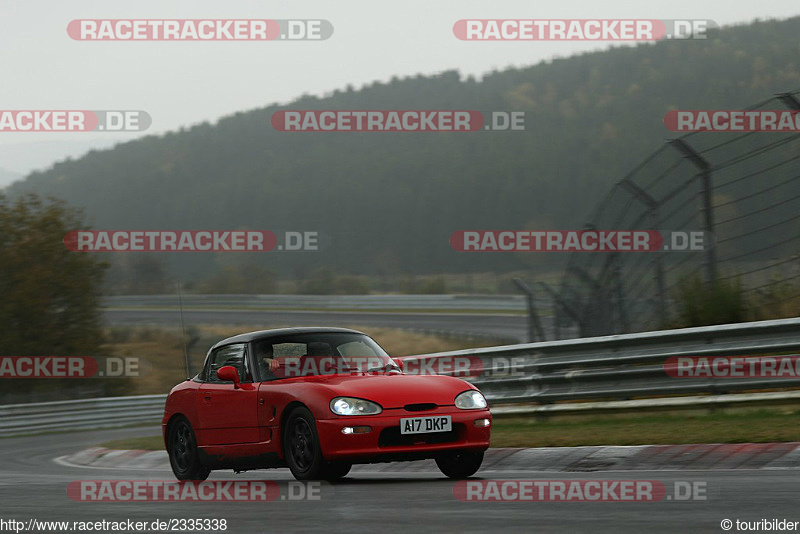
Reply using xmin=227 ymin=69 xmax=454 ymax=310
xmin=196 ymin=343 xmax=260 ymax=445
xmin=252 ymin=340 xmax=300 ymax=450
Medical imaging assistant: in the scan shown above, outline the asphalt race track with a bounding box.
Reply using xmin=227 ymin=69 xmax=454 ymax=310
xmin=1 ymin=426 xmax=797 ymax=533
xmin=9 ymin=312 xmax=792 ymax=532
xmin=104 ymin=308 xmax=532 ymax=343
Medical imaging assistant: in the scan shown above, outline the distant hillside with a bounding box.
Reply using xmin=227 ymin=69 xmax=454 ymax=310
xmin=9 ymin=17 xmax=800 ymax=281
xmin=0 ymin=167 xmax=21 ymax=189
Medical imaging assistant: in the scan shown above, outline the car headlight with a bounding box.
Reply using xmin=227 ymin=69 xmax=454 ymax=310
xmin=330 ymin=397 xmax=383 ymax=416
xmin=455 ymin=390 xmax=488 ymax=409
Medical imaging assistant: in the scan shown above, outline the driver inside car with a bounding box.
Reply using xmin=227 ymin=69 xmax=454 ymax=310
xmin=255 ymin=341 xmax=281 ymax=378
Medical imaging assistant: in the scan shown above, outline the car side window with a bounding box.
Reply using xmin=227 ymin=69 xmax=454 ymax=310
xmin=258 ymin=342 xmax=306 ymax=381
xmin=273 ymin=343 xmax=307 ymax=357
xmin=205 ymin=343 xmax=248 ymax=384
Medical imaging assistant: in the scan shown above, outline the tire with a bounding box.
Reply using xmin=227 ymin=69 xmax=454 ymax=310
xmin=168 ymin=417 xmax=211 ymax=481
xmin=322 ymin=461 xmax=352 ymax=481
xmin=435 ymin=450 xmax=484 ymax=479
xmin=283 ymin=407 xmax=326 ymax=480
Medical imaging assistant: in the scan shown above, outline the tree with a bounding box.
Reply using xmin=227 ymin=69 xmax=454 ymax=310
xmin=672 ymin=274 xmax=746 ymax=328
xmin=199 ymin=261 xmax=277 ymax=294
xmin=105 ymin=254 xmax=170 ymax=294
xmin=0 ymin=194 xmax=107 ymax=357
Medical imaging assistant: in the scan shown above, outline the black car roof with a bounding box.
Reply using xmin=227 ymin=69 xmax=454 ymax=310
xmin=210 ymin=327 xmax=366 ymax=350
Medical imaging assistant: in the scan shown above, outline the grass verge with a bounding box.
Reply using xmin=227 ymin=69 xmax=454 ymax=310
xmin=106 ymin=306 xmax=527 ymax=316
xmin=103 ymin=325 xmax=497 ymax=396
xmin=99 ymin=409 xmax=800 ymax=451
xmin=491 ymin=409 xmax=800 ymax=447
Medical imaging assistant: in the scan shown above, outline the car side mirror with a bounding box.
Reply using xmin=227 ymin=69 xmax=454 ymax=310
xmin=217 ymin=365 xmax=241 ymax=388
xmin=392 ymin=359 xmax=404 ymax=371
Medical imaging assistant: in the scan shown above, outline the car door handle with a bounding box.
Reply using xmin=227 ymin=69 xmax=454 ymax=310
xmin=203 ymin=395 xmax=212 ymax=402
xmin=258 ymin=398 xmax=265 ymax=405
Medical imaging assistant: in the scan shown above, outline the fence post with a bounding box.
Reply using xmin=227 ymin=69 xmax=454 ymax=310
xmin=669 ymin=139 xmax=716 ymax=286
xmin=513 ymin=278 xmax=545 ymax=342
xmin=620 ymin=179 xmax=666 ymax=326
xmin=539 ymin=281 xmax=581 ymax=340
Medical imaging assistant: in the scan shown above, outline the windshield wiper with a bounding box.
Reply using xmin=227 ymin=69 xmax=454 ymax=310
xmin=365 ymin=361 xmax=401 ymax=374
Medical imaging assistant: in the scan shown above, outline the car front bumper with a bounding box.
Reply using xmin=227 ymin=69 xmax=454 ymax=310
xmin=315 ymin=408 xmax=491 ymax=462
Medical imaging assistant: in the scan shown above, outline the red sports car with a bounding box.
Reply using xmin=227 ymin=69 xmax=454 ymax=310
xmin=162 ymin=327 xmax=492 ymax=481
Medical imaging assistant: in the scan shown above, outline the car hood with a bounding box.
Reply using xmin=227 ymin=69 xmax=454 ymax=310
xmin=309 ymin=372 xmax=476 ymax=409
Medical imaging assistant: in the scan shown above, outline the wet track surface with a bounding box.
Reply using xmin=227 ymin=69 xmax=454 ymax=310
xmin=1 ymin=426 xmax=798 ymax=533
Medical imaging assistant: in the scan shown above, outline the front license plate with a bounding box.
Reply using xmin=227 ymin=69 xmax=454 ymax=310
xmin=400 ymin=415 xmax=452 ymax=434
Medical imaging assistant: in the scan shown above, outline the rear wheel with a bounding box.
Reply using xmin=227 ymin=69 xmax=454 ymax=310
xmin=168 ymin=417 xmax=210 ymax=481
xmin=284 ymin=407 xmax=326 ymax=480
xmin=436 ymin=450 xmax=484 ymax=479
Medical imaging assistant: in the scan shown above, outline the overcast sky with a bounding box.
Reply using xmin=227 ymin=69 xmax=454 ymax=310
xmin=0 ymin=0 xmax=798 ymax=182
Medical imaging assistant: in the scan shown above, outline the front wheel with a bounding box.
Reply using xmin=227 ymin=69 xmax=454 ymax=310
xmin=168 ymin=417 xmax=210 ymax=481
xmin=284 ymin=407 xmax=326 ymax=480
xmin=322 ymin=461 xmax=352 ymax=481
xmin=436 ymin=450 xmax=484 ymax=479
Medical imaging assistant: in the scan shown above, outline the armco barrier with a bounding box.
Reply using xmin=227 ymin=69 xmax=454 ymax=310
xmin=399 ymin=317 xmax=800 ymax=404
xmin=0 ymin=394 xmax=166 ymax=437
xmin=102 ymin=294 xmax=531 ymax=312
xmin=3 ymin=318 xmax=800 ymax=436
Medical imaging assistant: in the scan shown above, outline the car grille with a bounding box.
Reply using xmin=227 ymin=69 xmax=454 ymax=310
xmin=378 ymin=424 xmax=462 ymax=447
xmin=403 ymin=403 xmax=437 ymax=412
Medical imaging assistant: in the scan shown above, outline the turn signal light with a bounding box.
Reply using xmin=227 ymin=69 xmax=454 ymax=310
xmin=342 ymin=426 xmax=372 ymax=434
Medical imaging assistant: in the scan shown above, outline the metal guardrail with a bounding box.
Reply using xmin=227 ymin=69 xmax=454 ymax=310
xmin=2 ymin=318 xmax=800 ymax=436
xmin=401 ymin=317 xmax=800 ymax=405
xmin=0 ymin=395 xmax=166 ymax=437
xmin=102 ymin=294 xmax=533 ymax=312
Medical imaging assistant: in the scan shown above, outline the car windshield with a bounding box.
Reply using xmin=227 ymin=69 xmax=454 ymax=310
xmin=254 ymin=332 xmax=393 ymax=379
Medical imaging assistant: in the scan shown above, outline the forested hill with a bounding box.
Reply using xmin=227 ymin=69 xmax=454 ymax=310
xmin=9 ymin=17 xmax=800 ymax=278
